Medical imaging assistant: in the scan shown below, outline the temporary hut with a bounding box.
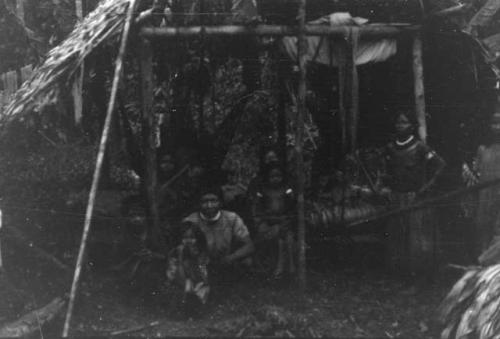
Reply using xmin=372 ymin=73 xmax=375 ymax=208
xmin=1 ymin=0 xmax=500 ymax=335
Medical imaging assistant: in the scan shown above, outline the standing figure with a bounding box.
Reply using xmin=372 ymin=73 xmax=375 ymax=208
xmin=475 ymin=112 xmax=500 ymax=259
xmin=252 ymin=165 xmax=295 ymax=278
xmin=220 ymin=169 xmax=248 ymax=218
xmin=384 ymin=111 xmax=445 ymax=275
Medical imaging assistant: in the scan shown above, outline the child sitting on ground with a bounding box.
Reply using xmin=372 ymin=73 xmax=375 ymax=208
xmin=252 ymin=165 xmax=295 ymax=278
xmin=166 ymin=222 xmax=210 ymax=307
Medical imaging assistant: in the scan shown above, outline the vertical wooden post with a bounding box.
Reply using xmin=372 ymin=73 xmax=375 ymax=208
xmin=16 ymin=0 xmax=24 ymax=23
xmin=75 ymin=0 xmax=83 ymax=22
xmin=62 ymin=0 xmax=137 ymax=335
xmin=277 ymin=75 xmax=288 ymax=178
xmin=348 ymin=29 xmax=360 ymax=153
xmin=73 ymin=0 xmax=84 ymax=125
xmin=337 ymin=41 xmax=347 ymax=155
xmin=413 ymin=31 xmax=427 ymax=142
xmin=140 ymin=39 xmax=162 ymax=251
xmin=296 ymin=0 xmax=307 ymax=291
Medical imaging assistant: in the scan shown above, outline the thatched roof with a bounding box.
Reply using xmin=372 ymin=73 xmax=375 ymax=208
xmin=2 ymin=0 xmax=500 ymax=133
xmin=0 ymin=0 xmax=131 ymax=129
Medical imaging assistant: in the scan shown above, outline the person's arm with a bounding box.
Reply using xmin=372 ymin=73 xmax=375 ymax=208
xmin=418 ymin=147 xmax=446 ymax=195
xmin=225 ymin=236 xmax=254 ymax=263
xmin=224 ymin=215 xmax=255 ymax=263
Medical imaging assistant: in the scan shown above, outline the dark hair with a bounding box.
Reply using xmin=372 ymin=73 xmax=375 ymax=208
xmin=180 ymin=222 xmax=208 ymax=254
xmin=394 ymin=109 xmax=418 ymax=127
xmin=198 ymin=186 xmax=223 ymax=201
xmin=259 ymin=145 xmax=279 ymax=163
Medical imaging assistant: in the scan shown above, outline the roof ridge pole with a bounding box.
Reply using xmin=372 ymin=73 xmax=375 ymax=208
xmin=296 ymin=0 xmax=307 ymax=291
xmin=61 ymin=0 xmax=138 ymax=336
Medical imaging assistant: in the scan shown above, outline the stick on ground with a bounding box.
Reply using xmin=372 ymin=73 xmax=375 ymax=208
xmin=0 ymin=297 xmax=66 ymax=337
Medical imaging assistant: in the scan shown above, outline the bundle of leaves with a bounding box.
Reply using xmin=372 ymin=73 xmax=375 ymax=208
xmin=439 ymin=265 xmax=500 ymax=339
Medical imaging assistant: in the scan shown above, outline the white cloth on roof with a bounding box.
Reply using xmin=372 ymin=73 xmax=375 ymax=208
xmin=282 ymin=12 xmax=397 ymax=66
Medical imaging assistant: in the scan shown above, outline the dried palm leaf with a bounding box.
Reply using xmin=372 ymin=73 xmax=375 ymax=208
xmin=440 ymin=265 xmax=500 ymax=339
xmin=0 ymin=0 xmax=133 ymax=131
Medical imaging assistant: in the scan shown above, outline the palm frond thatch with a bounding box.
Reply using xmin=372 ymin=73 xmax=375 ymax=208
xmin=439 ymin=265 xmax=500 ymax=339
xmin=0 ymin=0 xmax=132 ymax=129
xmin=465 ymin=0 xmax=500 ymax=35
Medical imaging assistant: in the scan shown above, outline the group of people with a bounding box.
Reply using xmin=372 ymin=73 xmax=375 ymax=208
xmin=165 ymin=109 xmax=449 ymax=307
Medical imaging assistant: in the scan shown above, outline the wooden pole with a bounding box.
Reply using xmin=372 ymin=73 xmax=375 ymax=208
xmin=140 ymin=39 xmax=162 ymax=251
xmin=345 ymin=177 xmax=500 ymax=229
xmin=412 ymin=31 xmax=427 ymax=142
xmin=73 ymin=0 xmax=84 ymax=125
xmin=296 ymin=0 xmax=307 ymax=291
xmin=140 ymin=24 xmax=419 ymax=39
xmin=277 ymin=75 xmax=288 ymax=179
xmin=75 ymin=0 xmax=83 ymax=21
xmin=0 ymin=209 xmax=3 ymax=272
xmin=337 ymin=41 xmax=347 ymax=155
xmin=16 ymin=0 xmax=24 ymax=24
xmin=61 ymin=0 xmax=137 ymax=336
xmin=349 ymin=28 xmax=360 ymax=153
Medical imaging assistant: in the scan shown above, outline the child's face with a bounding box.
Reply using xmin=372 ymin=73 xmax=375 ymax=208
xmin=182 ymin=229 xmax=200 ymax=256
xmin=319 ymin=175 xmax=329 ymax=188
xmin=160 ymin=155 xmax=175 ymax=174
xmin=227 ymin=173 xmax=238 ymax=185
xmin=395 ymin=114 xmax=412 ymax=136
xmin=268 ymin=169 xmax=283 ymax=186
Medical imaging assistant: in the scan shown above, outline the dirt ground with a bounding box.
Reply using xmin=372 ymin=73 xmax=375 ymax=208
xmin=0 ymin=212 xmax=460 ymax=338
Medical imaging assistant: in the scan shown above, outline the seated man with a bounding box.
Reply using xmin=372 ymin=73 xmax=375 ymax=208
xmin=182 ymin=188 xmax=255 ymax=284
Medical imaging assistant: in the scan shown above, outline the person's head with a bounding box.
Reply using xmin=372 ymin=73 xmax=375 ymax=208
xmin=394 ymin=110 xmax=417 ymax=139
xmin=188 ymin=164 xmax=204 ymax=179
xmin=491 ymin=112 xmax=500 ymax=136
xmin=199 ymin=188 xmax=222 ymax=219
xmin=266 ymin=166 xmax=284 ymax=187
xmin=159 ymin=154 xmax=175 ymax=175
xmin=226 ymin=169 xmax=239 ymax=185
xmin=180 ymin=222 xmax=207 ymax=257
xmin=264 ymin=149 xmax=279 ymax=164
xmin=260 ymin=145 xmax=279 ymax=165
xmin=318 ymin=173 xmax=331 ymax=190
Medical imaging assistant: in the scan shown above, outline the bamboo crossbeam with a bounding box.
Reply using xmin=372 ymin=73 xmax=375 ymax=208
xmin=140 ymin=24 xmax=419 ymax=39
xmin=345 ymin=177 xmax=500 ymax=229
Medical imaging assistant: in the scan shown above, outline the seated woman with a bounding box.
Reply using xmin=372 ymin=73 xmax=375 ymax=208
xmin=252 ymin=165 xmax=295 ymax=278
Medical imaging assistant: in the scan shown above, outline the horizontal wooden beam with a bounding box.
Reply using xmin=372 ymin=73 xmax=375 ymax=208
xmin=140 ymin=24 xmax=419 ymax=39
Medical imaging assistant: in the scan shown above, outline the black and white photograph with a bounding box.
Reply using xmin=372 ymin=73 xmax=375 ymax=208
xmin=1 ymin=0 xmax=499 ymax=337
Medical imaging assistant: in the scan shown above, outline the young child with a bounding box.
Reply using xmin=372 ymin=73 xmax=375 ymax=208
xmin=220 ymin=169 xmax=248 ymax=217
xmin=253 ymin=165 xmax=295 ymax=278
xmin=166 ymin=222 xmax=210 ymax=306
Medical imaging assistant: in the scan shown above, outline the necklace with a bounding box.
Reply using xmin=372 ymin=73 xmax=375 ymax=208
xmin=396 ymin=135 xmax=414 ymax=146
